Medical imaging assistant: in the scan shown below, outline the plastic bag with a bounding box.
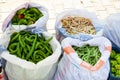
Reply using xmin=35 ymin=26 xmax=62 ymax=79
xmin=0 ymin=27 xmax=61 ymax=80
xmin=104 ymin=13 xmax=120 ymax=52
xmin=2 ymin=2 xmax=49 ymax=32
xmin=108 ymin=45 xmax=120 ymax=80
xmin=55 ymin=9 xmax=103 ymax=42
xmin=54 ymin=37 xmax=111 ymax=80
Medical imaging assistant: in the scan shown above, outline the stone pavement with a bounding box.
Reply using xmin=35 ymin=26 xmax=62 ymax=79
xmin=0 ymin=0 xmax=120 ymax=34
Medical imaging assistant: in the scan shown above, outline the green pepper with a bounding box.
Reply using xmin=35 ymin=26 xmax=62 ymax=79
xmin=10 ymin=32 xmax=19 ymax=41
xmin=18 ymin=19 xmax=27 ymax=25
xmin=27 ymin=20 xmax=35 ymax=25
xmin=24 ymin=14 xmax=31 ymax=19
xmin=17 ymin=8 xmax=27 ymax=14
xmin=8 ymin=43 xmax=18 ymax=54
xmin=29 ymin=7 xmax=43 ymax=15
xmin=12 ymin=7 xmax=43 ymax=25
xmin=12 ymin=15 xmax=18 ymax=24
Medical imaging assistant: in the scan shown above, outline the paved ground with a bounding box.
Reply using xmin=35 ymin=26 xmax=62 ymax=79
xmin=0 ymin=0 xmax=120 ymax=34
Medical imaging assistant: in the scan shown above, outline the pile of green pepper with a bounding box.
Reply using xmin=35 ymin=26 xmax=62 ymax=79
xmin=110 ymin=50 xmax=120 ymax=77
xmin=12 ymin=7 xmax=43 ymax=25
xmin=7 ymin=31 xmax=53 ymax=64
xmin=73 ymin=45 xmax=101 ymax=66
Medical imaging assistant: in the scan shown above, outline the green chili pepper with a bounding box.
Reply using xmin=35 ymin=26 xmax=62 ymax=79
xmin=29 ymin=7 xmax=43 ymax=15
xmin=25 ymin=36 xmax=34 ymax=42
xmin=12 ymin=15 xmax=18 ymax=24
xmin=22 ymin=52 xmax=25 ymax=59
xmin=11 ymin=32 xmax=19 ymax=42
xmin=44 ymin=37 xmax=53 ymax=43
xmin=19 ymin=35 xmax=28 ymax=55
xmin=24 ymin=14 xmax=31 ymax=19
xmin=19 ymin=35 xmax=25 ymax=48
xmin=19 ymin=30 xmax=27 ymax=35
xmin=26 ymin=44 xmax=31 ymax=52
xmin=8 ymin=43 xmax=18 ymax=54
xmin=17 ymin=8 xmax=27 ymax=14
xmin=17 ymin=43 xmax=21 ymax=57
xmin=18 ymin=19 xmax=27 ymax=25
xmin=33 ymin=50 xmax=42 ymax=62
xmin=7 ymin=31 xmax=53 ymax=64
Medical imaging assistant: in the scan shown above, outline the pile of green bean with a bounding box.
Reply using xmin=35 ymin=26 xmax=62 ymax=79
xmin=73 ymin=45 xmax=101 ymax=66
xmin=7 ymin=31 xmax=53 ymax=64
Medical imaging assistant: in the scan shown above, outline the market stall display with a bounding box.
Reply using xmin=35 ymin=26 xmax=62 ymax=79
xmin=0 ymin=1 xmax=120 ymax=80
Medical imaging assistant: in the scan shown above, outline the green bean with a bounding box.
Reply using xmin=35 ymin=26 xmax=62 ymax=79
xmin=39 ymin=44 xmax=45 ymax=50
xmin=46 ymin=52 xmax=51 ymax=56
xmin=26 ymin=44 xmax=31 ymax=52
xmin=73 ymin=45 xmax=101 ymax=66
xmin=25 ymin=36 xmax=33 ymax=42
xmin=8 ymin=43 xmax=18 ymax=54
xmin=44 ymin=37 xmax=53 ymax=43
xmin=22 ymin=52 xmax=25 ymax=59
xmin=35 ymin=42 xmax=41 ymax=50
xmin=19 ymin=35 xmax=28 ymax=55
xmin=19 ymin=35 xmax=25 ymax=48
xmin=32 ymin=50 xmax=45 ymax=63
xmin=19 ymin=30 xmax=27 ymax=35
xmin=11 ymin=33 xmax=19 ymax=42
xmin=39 ymin=50 xmax=47 ymax=58
xmin=9 ymin=49 xmax=17 ymax=54
xmin=10 ymin=32 xmax=17 ymax=38
xmin=26 ymin=35 xmax=37 ymax=60
xmin=17 ymin=43 xmax=21 ymax=57
xmin=44 ymin=45 xmax=52 ymax=53
xmin=33 ymin=50 xmax=39 ymax=61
